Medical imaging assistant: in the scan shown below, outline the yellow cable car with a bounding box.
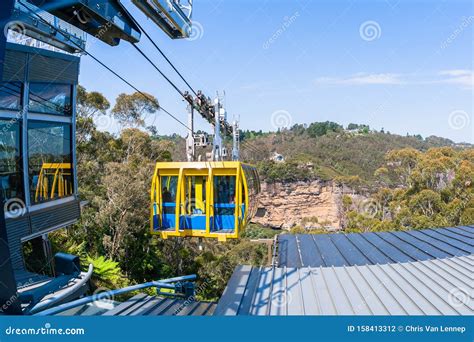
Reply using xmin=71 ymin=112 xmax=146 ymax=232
xmin=150 ymin=161 xmax=260 ymax=241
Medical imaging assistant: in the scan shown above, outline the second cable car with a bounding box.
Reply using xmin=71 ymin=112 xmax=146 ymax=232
xmin=151 ymin=161 xmax=260 ymax=241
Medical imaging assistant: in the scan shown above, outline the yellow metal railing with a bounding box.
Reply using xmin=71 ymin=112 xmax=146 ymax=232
xmin=34 ymin=163 xmax=73 ymax=203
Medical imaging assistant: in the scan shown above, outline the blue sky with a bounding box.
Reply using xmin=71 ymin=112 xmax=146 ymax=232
xmin=79 ymin=0 xmax=473 ymax=143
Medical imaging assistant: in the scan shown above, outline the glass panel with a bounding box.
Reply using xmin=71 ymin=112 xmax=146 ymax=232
xmin=0 ymin=119 xmax=24 ymax=203
xmin=243 ymin=165 xmax=258 ymax=219
xmin=28 ymin=83 xmax=72 ymax=116
xmin=28 ymin=121 xmax=73 ymax=204
xmin=161 ymin=175 xmax=177 ymax=214
xmin=185 ymin=176 xmax=207 ymax=215
xmin=214 ymin=176 xmax=236 ymax=215
xmin=0 ymin=82 xmax=22 ymax=110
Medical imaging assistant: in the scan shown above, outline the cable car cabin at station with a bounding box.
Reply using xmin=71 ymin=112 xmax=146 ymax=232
xmin=151 ymin=162 xmax=260 ymax=241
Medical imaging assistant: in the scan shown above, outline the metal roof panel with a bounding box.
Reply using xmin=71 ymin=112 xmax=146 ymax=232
xmin=277 ymin=227 xmax=474 ymax=268
xmin=216 ymin=255 xmax=474 ymax=316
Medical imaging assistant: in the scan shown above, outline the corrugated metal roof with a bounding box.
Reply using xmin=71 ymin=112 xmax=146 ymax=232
xmin=278 ymin=226 xmax=474 ymax=267
xmin=98 ymin=294 xmax=216 ymax=316
xmin=215 ymin=255 xmax=474 ymax=316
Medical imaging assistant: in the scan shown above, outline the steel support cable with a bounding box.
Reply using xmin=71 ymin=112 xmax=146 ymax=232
xmin=131 ymin=18 xmax=197 ymax=97
xmin=241 ymin=140 xmax=266 ymax=155
xmin=17 ymin=1 xmax=191 ymax=131
xmin=241 ymin=142 xmax=265 ymax=157
xmin=131 ymin=43 xmax=189 ymax=101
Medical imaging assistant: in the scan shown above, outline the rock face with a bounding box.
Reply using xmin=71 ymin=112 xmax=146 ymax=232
xmin=252 ymin=180 xmax=343 ymax=230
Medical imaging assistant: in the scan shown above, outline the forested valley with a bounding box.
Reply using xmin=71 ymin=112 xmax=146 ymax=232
xmin=40 ymin=86 xmax=473 ymax=301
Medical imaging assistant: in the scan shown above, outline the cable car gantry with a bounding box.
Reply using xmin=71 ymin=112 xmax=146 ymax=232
xmin=150 ymin=91 xmax=260 ymax=241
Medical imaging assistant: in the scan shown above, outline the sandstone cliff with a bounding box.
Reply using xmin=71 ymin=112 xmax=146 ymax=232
xmin=252 ymin=180 xmax=345 ymax=230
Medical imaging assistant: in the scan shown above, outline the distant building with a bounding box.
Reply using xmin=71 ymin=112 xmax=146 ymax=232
xmin=271 ymin=152 xmax=285 ymax=163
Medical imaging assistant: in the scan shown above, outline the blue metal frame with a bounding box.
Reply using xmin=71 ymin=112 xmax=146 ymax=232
xmin=28 ymin=0 xmax=141 ymax=46
xmin=34 ymin=274 xmax=197 ymax=316
xmin=0 ymin=0 xmax=23 ymax=316
xmin=10 ymin=2 xmax=85 ymax=53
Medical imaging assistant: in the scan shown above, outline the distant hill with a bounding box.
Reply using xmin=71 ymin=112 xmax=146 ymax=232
xmin=233 ymin=122 xmax=471 ymax=183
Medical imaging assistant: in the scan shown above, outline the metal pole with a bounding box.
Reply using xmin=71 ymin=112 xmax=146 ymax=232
xmin=186 ymin=103 xmax=195 ymax=162
xmin=35 ymin=274 xmax=197 ymax=316
xmin=213 ymin=97 xmax=222 ymax=161
xmin=232 ymin=120 xmax=239 ymax=161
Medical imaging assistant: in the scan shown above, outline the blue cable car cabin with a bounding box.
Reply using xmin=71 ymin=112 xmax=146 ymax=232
xmin=151 ymin=161 xmax=260 ymax=241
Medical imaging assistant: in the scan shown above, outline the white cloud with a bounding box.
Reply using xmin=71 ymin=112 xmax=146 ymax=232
xmin=314 ymin=73 xmax=403 ymax=86
xmin=314 ymin=70 xmax=473 ymax=89
xmin=438 ymin=69 xmax=473 ymax=88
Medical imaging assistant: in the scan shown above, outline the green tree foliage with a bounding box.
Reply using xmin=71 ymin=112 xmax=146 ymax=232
xmin=342 ymin=147 xmax=474 ymax=232
xmin=307 ymin=121 xmax=343 ymax=138
xmin=86 ymin=255 xmax=129 ymax=290
xmin=112 ymin=92 xmax=159 ymax=127
xmin=76 ymin=85 xmax=110 ymax=144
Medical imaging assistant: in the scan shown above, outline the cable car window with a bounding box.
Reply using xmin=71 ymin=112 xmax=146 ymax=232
xmin=161 ymin=176 xmax=177 ymax=214
xmin=0 ymin=119 xmax=24 ymax=204
xmin=0 ymin=82 xmax=22 ymax=110
xmin=28 ymin=121 xmax=73 ymax=204
xmin=28 ymin=83 xmax=72 ymax=116
xmin=185 ymin=176 xmax=207 ymax=215
xmin=214 ymin=176 xmax=236 ymax=215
